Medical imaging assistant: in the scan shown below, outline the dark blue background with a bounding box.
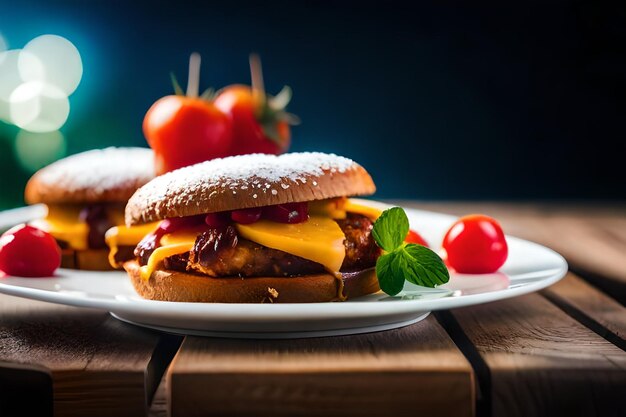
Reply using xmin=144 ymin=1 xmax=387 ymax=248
xmin=1 ymin=1 xmax=625 ymax=208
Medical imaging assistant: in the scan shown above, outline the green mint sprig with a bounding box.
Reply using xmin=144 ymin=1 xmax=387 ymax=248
xmin=372 ymin=207 xmax=449 ymax=296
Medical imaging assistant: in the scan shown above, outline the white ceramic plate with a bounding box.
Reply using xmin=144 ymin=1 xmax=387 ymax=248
xmin=0 ymin=200 xmax=567 ymax=338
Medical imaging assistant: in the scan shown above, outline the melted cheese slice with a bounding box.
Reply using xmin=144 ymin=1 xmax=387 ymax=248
xmin=160 ymin=226 xmax=208 ymax=246
xmin=30 ymin=205 xmax=89 ymax=250
xmin=140 ymin=242 xmax=195 ymax=280
xmin=138 ymin=202 xmax=381 ymax=281
xmin=138 ymin=225 xmax=211 ymax=279
xmin=309 ymin=198 xmax=347 ymax=219
xmin=30 ymin=204 xmax=133 ymax=253
xmin=235 ymin=215 xmax=346 ymax=273
xmin=140 ymin=217 xmax=348 ymax=280
xmin=309 ymin=198 xmax=383 ymax=221
xmin=105 ymin=222 xmax=160 ymax=268
xmin=344 ymin=199 xmax=383 ymax=220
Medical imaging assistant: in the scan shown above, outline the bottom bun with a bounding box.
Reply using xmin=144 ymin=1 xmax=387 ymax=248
xmin=61 ymin=248 xmax=113 ymax=271
xmin=124 ymin=260 xmax=380 ymax=303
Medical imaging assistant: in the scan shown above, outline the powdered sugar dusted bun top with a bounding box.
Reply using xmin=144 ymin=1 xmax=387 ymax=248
xmin=25 ymin=147 xmax=156 ymax=205
xmin=125 ymin=152 xmax=376 ymax=225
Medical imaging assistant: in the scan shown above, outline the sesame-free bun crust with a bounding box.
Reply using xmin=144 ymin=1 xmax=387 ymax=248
xmin=25 ymin=147 xmax=155 ymax=205
xmin=124 ymin=260 xmax=380 ymax=303
xmin=125 ymin=152 xmax=375 ymax=226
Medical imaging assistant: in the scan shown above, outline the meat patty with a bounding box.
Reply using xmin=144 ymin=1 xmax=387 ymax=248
xmin=186 ymin=226 xmax=326 ymax=277
xmin=336 ymin=213 xmax=380 ymax=271
xmin=139 ymin=213 xmax=380 ymax=277
xmin=113 ymin=245 xmax=137 ymax=265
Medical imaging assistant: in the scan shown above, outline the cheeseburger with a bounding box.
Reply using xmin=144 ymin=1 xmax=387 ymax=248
xmin=25 ymin=147 xmax=157 ymax=270
xmin=123 ymin=152 xmax=385 ymax=303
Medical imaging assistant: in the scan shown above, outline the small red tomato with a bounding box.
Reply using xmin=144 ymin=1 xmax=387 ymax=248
xmin=214 ymin=85 xmax=292 ymax=155
xmin=143 ymin=96 xmax=233 ymax=175
xmin=442 ymin=214 xmax=508 ymax=273
xmin=405 ymin=229 xmax=428 ymax=247
xmin=0 ymin=224 xmax=61 ymax=277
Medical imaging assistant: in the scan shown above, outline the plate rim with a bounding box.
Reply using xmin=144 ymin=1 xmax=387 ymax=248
xmin=0 ymin=201 xmax=568 ymax=320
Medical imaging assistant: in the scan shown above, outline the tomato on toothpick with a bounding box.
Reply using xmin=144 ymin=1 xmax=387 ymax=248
xmin=215 ymin=54 xmax=299 ymax=155
xmin=0 ymin=224 xmax=61 ymax=277
xmin=442 ymin=214 xmax=508 ymax=274
xmin=143 ymin=53 xmax=233 ymax=175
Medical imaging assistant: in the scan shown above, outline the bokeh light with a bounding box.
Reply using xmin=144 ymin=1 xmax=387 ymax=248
xmin=0 ymin=33 xmax=7 ymax=53
xmin=14 ymin=129 xmax=66 ymax=172
xmin=18 ymin=35 xmax=83 ymax=96
xmin=9 ymin=81 xmax=70 ymax=132
xmin=0 ymin=50 xmax=24 ymax=123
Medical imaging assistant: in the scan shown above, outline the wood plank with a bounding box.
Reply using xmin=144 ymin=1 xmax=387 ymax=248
xmin=168 ymin=315 xmax=474 ymax=417
xmin=442 ymin=293 xmax=626 ymax=417
xmin=397 ymin=201 xmax=626 ymax=302
xmin=542 ymin=273 xmax=626 ymax=349
xmin=149 ymin=373 xmax=168 ymax=417
xmin=0 ymin=362 xmax=52 ymax=416
xmin=0 ymin=293 xmax=181 ymax=417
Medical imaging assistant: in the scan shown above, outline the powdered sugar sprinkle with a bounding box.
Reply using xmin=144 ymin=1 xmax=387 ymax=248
xmin=32 ymin=147 xmax=154 ymax=200
xmin=127 ymin=152 xmax=363 ymax=223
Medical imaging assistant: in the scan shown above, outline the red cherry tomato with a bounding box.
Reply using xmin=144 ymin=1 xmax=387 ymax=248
xmin=405 ymin=229 xmax=428 ymax=247
xmin=143 ymin=96 xmax=233 ymax=175
xmin=0 ymin=224 xmax=61 ymax=277
xmin=442 ymin=214 xmax=508 ymax=273
xmin=214 ymin=85 xmax=290 ymax=155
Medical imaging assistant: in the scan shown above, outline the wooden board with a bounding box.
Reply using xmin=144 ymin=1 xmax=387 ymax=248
xmin=168 ymin=315 xmax=474 ymax=417
xmin=398 ymin=201 xmax=626 ymax=302
xmin=3 ymin=202 xmax=626 ymax=417
xmin=441 ymin=293 xmax=626 ymax=417
xmin=148 ymin=373 xmax=168 ymax=417
xmin=0 ymin=294 xmax=181 ymax=417
xmin=0 ymin=362 xmax=51 ymax=416
xmin=542 ymin=273 xmax=626 ymax=349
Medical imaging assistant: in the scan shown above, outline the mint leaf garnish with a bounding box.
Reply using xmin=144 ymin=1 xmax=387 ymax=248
xmin=372 ymin=207 xmax=409 ymax=252
xmin=376 ymin=252 xmax=406 ymax=296
xmin=372 ymin=207 xmax=450 ymax=296
xmin=401 ymin=244 xmax=449 ymax=287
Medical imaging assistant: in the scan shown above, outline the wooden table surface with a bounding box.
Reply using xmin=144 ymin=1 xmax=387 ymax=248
xmin=0 ymin=202 xmax=625 ymax=417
